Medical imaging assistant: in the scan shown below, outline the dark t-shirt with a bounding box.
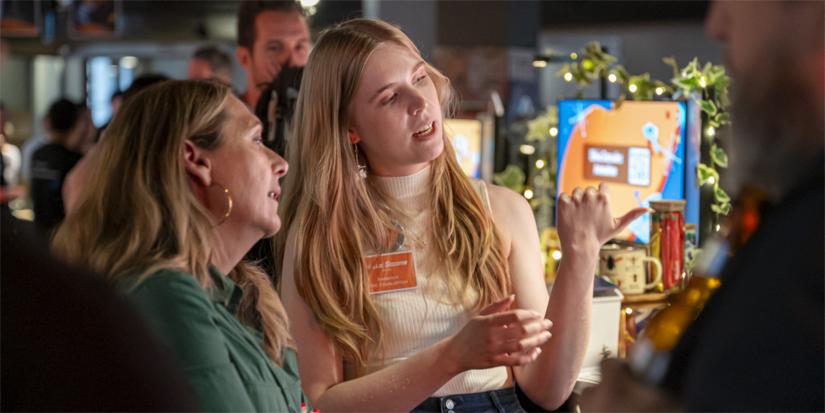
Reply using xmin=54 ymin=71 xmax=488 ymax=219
xmin=664 ymin=166 xmax=824 ymax=411
xmin=30 ymin=143 xmax=82 ymax=232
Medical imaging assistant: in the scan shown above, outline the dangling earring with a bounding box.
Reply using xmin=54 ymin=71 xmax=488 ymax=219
xmin=354 ymin=144 xmax=367 ymax=179
xmin=210 ymin=182 xmax=233 ymax=226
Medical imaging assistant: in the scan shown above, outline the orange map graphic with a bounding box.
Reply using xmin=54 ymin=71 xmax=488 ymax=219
xmin=559 ymin=102 xmax=683 ymax=240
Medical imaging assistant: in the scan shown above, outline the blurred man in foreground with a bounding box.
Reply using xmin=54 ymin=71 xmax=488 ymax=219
xmin=581 ymin=1 xmax=824 ymax=411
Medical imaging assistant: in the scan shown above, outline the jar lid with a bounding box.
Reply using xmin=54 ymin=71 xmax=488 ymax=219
xmin=650 ymin=200 xmax=686 ymax=212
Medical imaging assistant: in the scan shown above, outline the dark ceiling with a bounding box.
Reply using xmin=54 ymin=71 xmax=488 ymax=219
xmin=90 ymin=0 xmax=711 ymax=25
xmin=540 ymin=1 xmax=709 ymax=27
xmin=3 ymin=0 xmax=709 ymax=54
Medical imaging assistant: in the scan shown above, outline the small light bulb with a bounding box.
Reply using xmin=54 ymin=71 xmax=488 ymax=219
xmin=535 ymin=159 xmax=546 ymax=169
xmin=706 ymin=126 xmax=716 ymax=137
xmin=532 ymin=60 xmax=548 ymax=68
xmin=524 ymin=189 xmax=534 ymax=199
xmin=699 ymin=76 xmax=707 ymax=88
xmin=715 ymin=224 xmax=721 ymax=232
xmin=607 ymin=73 xmax=617 ymax=83
xmin=519 ymin=144 xmax=536 ymax=155
xmin=563 ymin=72 xmax=573 ymax=82
xmin=549 ymin=127 xmax=558 ymax=137
xmin=708 ymin=176 xmax=717 ymax=185
xmin=655 ymin=87 xmax=664 ymax=96
xmin=551 ymin=250 xmax=562 ymax=261
xmin=570 ymin=52 xmax=578 ymax=60
xmin=625 ymin=308 xmax=633 ymax=315
xmin=628 ymin=84 xmax=638 ymax=93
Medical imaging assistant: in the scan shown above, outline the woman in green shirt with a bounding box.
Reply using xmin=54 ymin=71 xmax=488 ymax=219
xmin=52 ymin=80 xmax=308 ymax=412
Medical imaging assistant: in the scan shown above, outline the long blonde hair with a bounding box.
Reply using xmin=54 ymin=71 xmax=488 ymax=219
xmin=277 ymin=19 xmax=510 ymax=369
xmin=52 ymin=80 xmax=290 ymax=363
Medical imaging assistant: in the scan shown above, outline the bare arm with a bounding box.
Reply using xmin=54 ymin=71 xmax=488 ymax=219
xmin=280 ymin=227 xmax=551 ymax=412
xmin=488 ymin=184 xmax=647 ymax=410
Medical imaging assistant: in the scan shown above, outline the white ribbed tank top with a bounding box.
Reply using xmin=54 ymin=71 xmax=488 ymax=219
xmin=356 ymin=166 xmax=509 ymax=396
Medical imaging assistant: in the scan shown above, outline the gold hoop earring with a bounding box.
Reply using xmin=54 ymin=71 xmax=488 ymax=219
xmin=354 ymin=144 xmax=367 ymax=179
xmin=210 ymin=182 xmax=233 ymax=226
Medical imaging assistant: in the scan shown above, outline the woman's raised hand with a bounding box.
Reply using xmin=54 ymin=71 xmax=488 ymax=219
xmin=556 ymin=183 xmax=650 ymax=256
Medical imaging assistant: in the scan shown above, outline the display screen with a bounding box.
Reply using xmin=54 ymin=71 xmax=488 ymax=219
xmin=446 ymin=118 xmax=483 ymax=179
xmin=557 ymin=100 xmax=688 ymax=243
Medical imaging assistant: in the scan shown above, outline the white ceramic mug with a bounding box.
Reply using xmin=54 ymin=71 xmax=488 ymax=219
xmin=599 ymin=245 xmax=662 ymax=295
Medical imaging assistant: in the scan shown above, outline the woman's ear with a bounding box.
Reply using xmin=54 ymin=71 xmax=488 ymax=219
xmin=347 ymin=128 xmax=361 ymax=144
xmin=182 ymin=140 xmax=212 ymax=188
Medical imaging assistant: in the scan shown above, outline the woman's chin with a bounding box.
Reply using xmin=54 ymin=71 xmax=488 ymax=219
xmin=423 ymin=135 xmax=445 ymax=162
xmin=261 ymin=219 xmax=282 ymax=238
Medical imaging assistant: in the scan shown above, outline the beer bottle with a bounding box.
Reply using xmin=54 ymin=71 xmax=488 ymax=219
xmin=628 ymin=237 xmax=728 ymax=384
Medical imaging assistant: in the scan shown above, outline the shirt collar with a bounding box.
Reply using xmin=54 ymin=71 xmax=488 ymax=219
xmin=207 ymin=265 xmax=244 ymax=313
xmin=370 ymin=164 xmax=431 ymax=199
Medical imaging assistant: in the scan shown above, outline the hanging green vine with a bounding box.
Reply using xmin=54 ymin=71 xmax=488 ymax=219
xmin=666 ymin=57 xmax=732 ymax=215
xmin=556 ymin=42 xmax=732 ymax=216
xmin=493 ymin=165 xmax=526 ymax=194
xmin=557 ymin=42 xmax=616 ymax=93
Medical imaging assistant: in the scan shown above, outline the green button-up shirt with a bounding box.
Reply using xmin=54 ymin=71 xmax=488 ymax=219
xmin=119 ymin=267 xmax=307 ymax=412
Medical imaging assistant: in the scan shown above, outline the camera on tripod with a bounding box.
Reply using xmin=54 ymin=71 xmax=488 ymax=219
xmin=254 ymin=66 xmax=304 ymax=156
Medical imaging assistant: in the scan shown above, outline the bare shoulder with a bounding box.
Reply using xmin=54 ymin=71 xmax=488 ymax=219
xmin=484 ymin=183 xmax=535 ymax=245
xmin=485 ymin=183 xmax=533 ymax=222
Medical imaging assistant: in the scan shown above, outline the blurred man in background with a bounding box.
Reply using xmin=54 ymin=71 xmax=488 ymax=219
xmin=235 ymin=0 xmax=310 ymax=108
xmin=187 ymin=44 xmax=233 ymax=86
xmin=235 ymin=1 xmax=310 ymax=277
xmin=30 ymin=98 xmax=84 ymax=233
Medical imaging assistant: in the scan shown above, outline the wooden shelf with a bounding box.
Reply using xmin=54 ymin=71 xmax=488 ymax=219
xmin=621 ymin=292 xmax=668 ymax=305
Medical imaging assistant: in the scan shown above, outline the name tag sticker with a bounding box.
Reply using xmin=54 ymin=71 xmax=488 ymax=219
xmin=365 ymin=250 xmax=417 ymax=294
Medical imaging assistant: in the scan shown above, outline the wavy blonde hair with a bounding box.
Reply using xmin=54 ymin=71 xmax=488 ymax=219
xmin=277 ymin=19 xmax=510 ymax=369
xmin=52 ymin=80 xmax=290 ymax=364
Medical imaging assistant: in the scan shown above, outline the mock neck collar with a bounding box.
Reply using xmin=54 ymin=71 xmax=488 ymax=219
xmin=370 ymin=165 xmax=431 ymax=199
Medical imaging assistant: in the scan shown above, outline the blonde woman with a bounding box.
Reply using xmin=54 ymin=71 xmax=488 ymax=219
xmin=279 ymin=19 xmax=646 ymax=413
xmin=52 ymin=80 xmax=308 ymax=412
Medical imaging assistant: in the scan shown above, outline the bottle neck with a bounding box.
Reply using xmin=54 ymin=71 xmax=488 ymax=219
xmin=692 ymin=237 xmax=729 ymax=279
